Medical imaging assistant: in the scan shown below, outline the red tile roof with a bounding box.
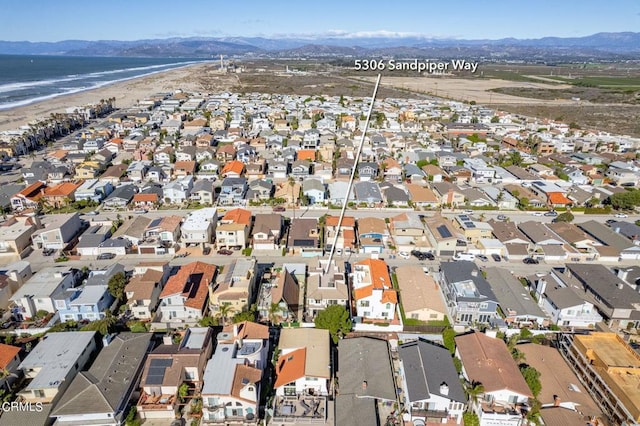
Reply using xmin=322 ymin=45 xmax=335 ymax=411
xmin=326 ymin=215 xmax=356 ymax=228
xmin=0 ymin=343 xmax=20 ymax=369
xmin=223 ymin=208 xmax=252 ymax=225
xmin=160 ymin=261 xmax=216 ymax=311
xmin=274 ymin=347 xmax=306 ymax=388
xmin=222 ymin=160 xmax=245 ymax=175
xmin=548 ymin=192 xmax=572 ymax=205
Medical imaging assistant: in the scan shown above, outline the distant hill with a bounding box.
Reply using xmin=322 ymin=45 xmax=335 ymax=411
xmin=0 ymin=32 xmax=638 ymax=59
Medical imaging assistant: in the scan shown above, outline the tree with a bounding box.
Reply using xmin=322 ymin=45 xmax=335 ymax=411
xmin=518 ymin=197 xmax=529 ymax=210
xmin=108 ymin=272 xmax=127 ymax=301
xmin=554 ymin=212 xmax=574 ymax=223
xmin=491 ymin=116 xmax=500 ymax=123
xmin=268 ymin=303 xmax=283 ymax=326
xmin=608 ymin=190 xmax=640 ymax=210
xmin=178 ymin=383 xmax=189 ymax=402
xmin=520 ymin=365 xmax=542 ymax=397
xmin=288 ymin=176 xmax=297 ymax=219
xmin=465 ymin=381 xmax=485 ymax=404
xmin=233 ymin=309 xmax=256 ymax=323
xmin=215 ymin=304 xmax=235 ymax=326
xmin=314 ymin=305 xmax=352 ymax=344
xmin=442 ymin=327 xmax=457 ymax=354
xmin=81 ymin=311 xmax=116 ymax=336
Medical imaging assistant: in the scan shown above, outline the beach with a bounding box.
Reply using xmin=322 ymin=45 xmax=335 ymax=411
xmin=0 ymin=62 xmax=239 ymax=132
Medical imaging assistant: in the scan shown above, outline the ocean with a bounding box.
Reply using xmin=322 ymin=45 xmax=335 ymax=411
xmin=0 ymin=55 xmax=205 ymax=110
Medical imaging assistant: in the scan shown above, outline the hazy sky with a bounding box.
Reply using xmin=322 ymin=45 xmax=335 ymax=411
xmin=2 ymin=0 xmax=639 ymax=42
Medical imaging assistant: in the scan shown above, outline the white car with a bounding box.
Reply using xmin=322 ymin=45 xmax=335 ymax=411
xmin=530 ymin=212 xmax=544 ymax=217
xmin=398 ymin=251 xmax=410 ymax=259
xmin=462 ymin=209 xmax=474 ymax=215
xmin=614 ymin=213 xmax=628 ymax=218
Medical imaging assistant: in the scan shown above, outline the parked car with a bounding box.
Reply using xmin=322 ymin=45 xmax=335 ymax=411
xmin=97 ymin=253 xmax=116 ymax=260
xmin=453 ymin=252 xmax=476 ymax=261
xmin=398 ymin=251 xmax=410 ymax=259
xmin=605 ymin=219 xmax=617 ymax=225
xmin=411 ymin=250 xmax=426 ymax=260
xmin=202 ymin=247 xmax=211 ymax=255
xmin=523 ymin=257 xmax=539 ymax=264
xmin=476 ymin=254 xmax=489 ymax=262
xmin=217 ymin=249 xmax=233 ymax=256
xmin=272 ymin=206 xmax=286 ymax=212
xmin=530 ymin=212 xmax=544 ymax=217
xmin=497 ymin=214 xmax=508 ymax=221
xmin=614 ymin=213 xmax=628 ymax=218
xmin=462 ymin=209 xmax=474 ymax=214
xmin=424 ymin=252 xmax=435 ymax=261
xmin=86 ymin=210 xmax=99 ymax=216
xmin=491 ymin=253 xmax=502 ymax=262
xmin=335 ymin=248 xmax=343 ymax=256
xmin=42 ymin=248 xmax=55 ymax=256
xmin=1 ymin=321 xmax=14 ymax=329
xmin=544 ymin=210 xmax=558 ymax=217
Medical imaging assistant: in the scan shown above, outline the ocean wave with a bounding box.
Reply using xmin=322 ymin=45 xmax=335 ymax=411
xmin=0 ymin=62 xmax=205 ymax=111
xmin=0 ymin=60 xmax=202 ymax=95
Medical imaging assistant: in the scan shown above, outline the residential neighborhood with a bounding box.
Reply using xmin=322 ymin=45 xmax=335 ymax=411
xmin=0 ymin=88 xmax=639 ymax=426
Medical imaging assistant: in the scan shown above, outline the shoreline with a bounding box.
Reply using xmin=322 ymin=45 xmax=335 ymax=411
xmin=0 ymin=61 xmax=223 ymax=132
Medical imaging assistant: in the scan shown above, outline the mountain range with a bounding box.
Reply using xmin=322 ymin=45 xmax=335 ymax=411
xmin=0 ymin=32 xmax=639 ymax=60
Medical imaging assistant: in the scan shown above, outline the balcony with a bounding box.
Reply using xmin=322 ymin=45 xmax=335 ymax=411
xmin=138 ymin=392 xmax=176 ymax=410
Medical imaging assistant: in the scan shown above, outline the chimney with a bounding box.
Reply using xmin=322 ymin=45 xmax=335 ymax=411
xmin=162 ymin=334 xmax=173 ymax=345
xmin=233 ymin=323 xmax=238 ymax=337
xmin=440 ymin=382 xmax=449 ymax=396
xmin=614 ymin=227 xmax=620 ymax=234
xmin=102 ymin=334 xmax=114 ymax=347
xmin=617 ymin=283 xmax=624 ymax=290
xmin=471 ymin=269 xmax=478 ymax=277
xmin=553 ymin=395 xmax=561 ymax=407
xmin=362 ymin=381 xmax=368 ymax=390
xmin=617 ymin=268 xmax=630 ymax=282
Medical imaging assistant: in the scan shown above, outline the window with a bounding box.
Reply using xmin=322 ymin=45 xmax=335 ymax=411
xmin=34 ymin=390 xmax=45 ymax=398
xmin=411 ymin=314 xmax=419 ymax=319
xmin=386 ymin=303 xmax=391 ymax=309
xmin=360 ymin=301 xmax=369 ymax=307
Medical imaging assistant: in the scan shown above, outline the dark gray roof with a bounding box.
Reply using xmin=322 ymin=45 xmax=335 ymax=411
xmin=577 ymin=220 xmax=634 ymax=251
xmin=440 ymin=261 xmax=498 ymax=302
xmin=51 ymin=333 xmax=152 ymax=419
xmin=337 ymin=337 xmax=396 ymax=401
xmin=608 ymin=221 xmax=640 ymax=241
xmin=485 ymin=267 xmax=546 ymax=319
xmin=191 ymin=179 xmax=213 ymax=193
xmin=105 ymin=184 xmax=136 ymax=202
xmin=221 ymin=177 xmax=247 ymax=187
xmin=403 ymin=164 xmax=424 ymax=177
xmin=335 ymin=394 xmax=377 ymax=426
xmin=566 ymin=263 xmax=640 ymax=310
xmin=544 ymin=285 xmax=586 ymax=310
xmin=353 ymin=181 xmax=382 ymax=203
xmin=399 ymin=339 xmax=466 ymax=403
xmin=382 ymin=186 xmax=410 ymax=203
xmin=0 ymin=183 xmax=25 ymax=209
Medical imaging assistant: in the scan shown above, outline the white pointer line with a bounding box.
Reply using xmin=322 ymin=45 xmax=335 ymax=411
xmin=325 ymin=73 xmax=382 ymax=274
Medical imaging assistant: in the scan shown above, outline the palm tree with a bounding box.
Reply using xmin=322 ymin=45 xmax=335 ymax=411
xmin=465 ymin=381 xmax=485 ymax=406
xmin=268 ymin=302 xmax=282 ymax=326
xmin=215 ymin=304 xmax=235 ymax=326
xmin=0 ymin=368 xmax=17 ymax=392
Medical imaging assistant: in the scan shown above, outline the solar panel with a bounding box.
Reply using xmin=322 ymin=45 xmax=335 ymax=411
xmin=149 ymin=218 xmax=162 ymax=228
xmin=150 ymin=359 xmax=172 ymax=368
xmin=464 ymin=222 xmax=476 ymax=228
xmin=437 ymin=225 xmax=452 ymax=238
xmin=459 ymin=215 xmax=469 ymax=221
xmin=146 ymin=374 xmax=164 ymax=385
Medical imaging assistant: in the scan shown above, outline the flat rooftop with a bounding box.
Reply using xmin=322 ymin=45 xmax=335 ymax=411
xmin=573 ymin=333 xmax=640 ymax=422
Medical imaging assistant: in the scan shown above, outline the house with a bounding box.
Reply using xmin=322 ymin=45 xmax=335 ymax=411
xmin=10 ymin=181 xmax=45 ymax=211
xmin=565 ymin=263 xmax=640 ymax=330
xmin=381 ymin=183 xmax=410 ymax=207
xmin=453 ymin=214 xmax=494 ymax=245
xmin=291 ymin=160 xmax=311 ymax=179
xmin=17 ymin=331 xmax=97 ymax=405
xmin=112 ymin=216 xmax=151 ymax=246
xmin=126 ymin=161 xmax=149 ymax=182
xmin=252 ymin=213 xmax=282 ymax=250
xmin=31 ymin=212 xmax=84 ymax=250
xmin=357 ymin=162 xmax=378 ymax=181
xmin=327 ymin=181 xmax=354 ymax=205
xmin=532 ymin=271 xmax=603 ymax=328
xmin=74 ymin=179 xmax=113 ymax=203
xmin=578 ymin=220 xmax=640 ymax=260
xmin=268 ymin=160 xmax=289 ymax=179
xmin=75 ymin=224 xmax=111 ymax=257
xmin=50 ymin=333 xmax=153 ymax=426
xmin=246 ymin=179 xmax=274 ymax=201
xmin=335 ymin=157 xmax=355 ymax=180
xmin=209 ymin=258 xmax=257 ymax=315
xmin=126 ymin=265 xmax=167 ymax=320
xmin=455 ymin=331 xmax=533 ymax=426
xmin=395 ymin=266 xmax=447 ymax=322
xmin=201 ymin=322 xmax=269 ymax=424
xmin=54 ymin=264 xmax=123 ymax=322
xmin=221 ymin=160 xmax=245 ymax=178
xmin=606 ymin=161 xmax=639 ymax=186
xmin=0 ymin=343 xmax=21 ymax=392
xmin=0 ymin=215 xmax=38 ymax=262
xmin=357 ymin=217 xmax=388 ymax=254
xmin=389 ymin=213 xmax=428 ymax=252
xmin=351 ymin=258 xmax=397 ymax=322
xmin=162 ymin=175 xmax=193 ymax=204
xmin=40 ymin=182 xmax=81 ymax=209
xmin=257 ymin=268 xmax=301 ymax=323
xmin=157 ymin=262 xmax=216 ymax=326
xmin=144 ymin=215 xmax=182 ymax=245
xmin=324 ymin=215 xmax=356 ymax=252
xmin=558 ymin=332 xmax=640 ymax=426
xmin=484 ymin=267 xmax=547 ymax=327
xmin=219 ymin=177 xmax=248 ymax=206
xmin=102 ymin=184 xmax=137 ymax=210
xmin=216 ymin=208 xmax=251 ymax=250
xmin=439 ymin=261 xmax=499 ymax=326
xmin=132 ymin=192 xmax=159 ymax=210
xmin=137 ymin=328 xmax=214 ymax=420
xmin=399 ymin=339 xmax=467 ymax=425
xmin=406 ymin=184 xmax=440 ymax=208
xmin=74 ymin=162 xmax=101 ymax=180
xmin=274 ymin=328 xmax=330 ymax=403
xmin=306 ymin=260 xmax=349 ymax=319
xmin=336 ymin=337 xmax=397 ymax=426
xmin=287 ymin=219 xmax=320 ymax=255
xmin=10 ymin=267 xmax=80 ymax=320
xmin=423 ymin=216 xmax=461 ymax=257
xmin=431 ymin=182 xmax=465 ymax=207
xmin=302 ymin=178 xmax=325 ymax=205
xmin=353 ymin=181 xmax=383 ymax=205
xmin=181 ymin=208 xmax=217 ymax=246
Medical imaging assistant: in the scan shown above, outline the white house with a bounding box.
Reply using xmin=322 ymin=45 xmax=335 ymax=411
xmin=351 ymin=259 xmax=397 ymax=321
xmin=180 ymin=208 xmax=217 ymax=245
